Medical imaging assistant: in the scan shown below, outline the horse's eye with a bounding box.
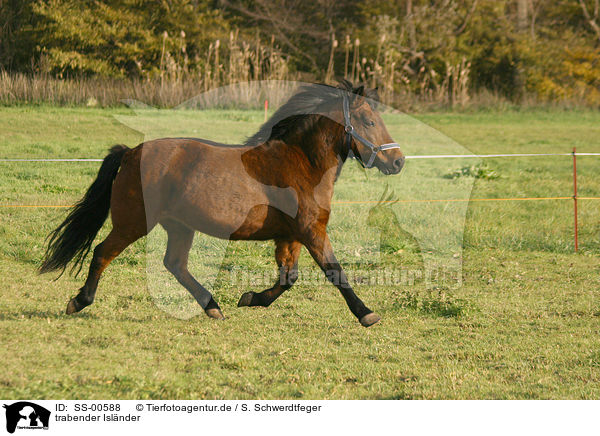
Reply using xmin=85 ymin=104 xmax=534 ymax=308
xmin=364 ymin=120 xmax=375 ymax=127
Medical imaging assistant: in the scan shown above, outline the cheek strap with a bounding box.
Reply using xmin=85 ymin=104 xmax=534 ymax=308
xmin=342 ymin=94 xmax=401 ymax=168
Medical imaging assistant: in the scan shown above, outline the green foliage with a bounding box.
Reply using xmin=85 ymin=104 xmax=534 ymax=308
xmin=525 ymin=43 xmax=600 ymax=105
xmin=459 ymin=1 xmax=522 ymax=98
xmin=443 ymin=164 xmax=501 ymax=180
xmin=393 ymin=288 xmax=468 ymax=318
xmin=27 ymin=0 xmax=229 ymax=77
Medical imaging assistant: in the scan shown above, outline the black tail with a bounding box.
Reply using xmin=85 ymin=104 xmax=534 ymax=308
xmin=40 ymin=145 xmax=129 ymax=277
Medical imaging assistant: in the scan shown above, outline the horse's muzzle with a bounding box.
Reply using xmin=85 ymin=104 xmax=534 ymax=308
xmin=380 ymin=156 xmax=404 ymax=175
xmin=392 ymin=156 xmax=405 ymax=174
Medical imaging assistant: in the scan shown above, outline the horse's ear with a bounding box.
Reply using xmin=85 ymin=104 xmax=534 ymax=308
xmin=338 ymin=79 xmax=353 ymax=91
xmin=351 ymin=85 xmax=367 ymax=107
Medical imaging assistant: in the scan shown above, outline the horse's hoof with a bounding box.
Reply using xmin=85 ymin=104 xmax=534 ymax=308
xmin=205 ymin=308 xmax=226 ymax=320
xmin=65 ymin=298 xmax=79 ymax=315
xmin=237 ymin=292 xmax=254 ymax=307
xmin=359 ymin=312 xmax=381 ymax=327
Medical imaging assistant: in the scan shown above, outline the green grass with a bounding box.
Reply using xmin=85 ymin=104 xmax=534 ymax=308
xmin=1 ymin=106 xmax=599 ymax=399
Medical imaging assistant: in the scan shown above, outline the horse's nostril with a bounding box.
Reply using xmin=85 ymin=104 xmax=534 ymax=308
xmin=393 ymin=157 xmax=405 ymax=172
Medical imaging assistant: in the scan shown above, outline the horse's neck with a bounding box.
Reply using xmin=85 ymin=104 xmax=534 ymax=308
xmin=295 ymin=116 xmax=347 ymax=174
xmin=254 ymin=116 xmax=347 ymax=194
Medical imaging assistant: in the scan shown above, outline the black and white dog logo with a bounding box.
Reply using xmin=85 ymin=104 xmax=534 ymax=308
xmin=3 ymin=402 xmax=50 ymax=433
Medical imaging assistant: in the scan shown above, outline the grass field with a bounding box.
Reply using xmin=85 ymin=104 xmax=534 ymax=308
xmin=1 ymin=105 xmax=599 ymax=399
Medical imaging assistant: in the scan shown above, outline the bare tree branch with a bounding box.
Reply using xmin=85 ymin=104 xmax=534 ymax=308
xmin=579 ymin=0 xmax=600 ymax=43
xmin=219 ymin=0 xmax=322 ymax=71
xmin=454 ymin=0 xmax=479 ymax=35
xmin=406 ymin=0 xmax=417 ymax=51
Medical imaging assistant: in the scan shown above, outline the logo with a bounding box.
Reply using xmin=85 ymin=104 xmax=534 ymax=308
xmin=3 ymin=402 xmax=50 ymax=434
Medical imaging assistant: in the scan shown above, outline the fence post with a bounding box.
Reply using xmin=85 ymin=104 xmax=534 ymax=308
xmin=264 ymin=99 xmax=269 ymax=122
xmin=573 ymin=147 xmax=578 ymax=252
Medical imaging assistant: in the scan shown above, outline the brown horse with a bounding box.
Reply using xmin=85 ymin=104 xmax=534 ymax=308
xmin=40 ymin=81 xmax=405 ymax=327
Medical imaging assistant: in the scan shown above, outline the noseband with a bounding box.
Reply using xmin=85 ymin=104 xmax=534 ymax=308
xmin=342 ymin=94 xmax=401 ymax=168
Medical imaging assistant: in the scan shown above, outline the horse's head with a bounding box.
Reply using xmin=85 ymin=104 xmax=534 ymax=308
xmin=340 ymin=84 xmax=405 ymax=175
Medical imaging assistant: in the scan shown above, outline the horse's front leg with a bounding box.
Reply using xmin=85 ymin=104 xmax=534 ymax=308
xmin=304 ymin=232 xmax=381 ymax=327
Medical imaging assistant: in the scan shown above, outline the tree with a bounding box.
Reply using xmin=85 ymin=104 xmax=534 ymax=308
xmin=20 ymin=0 xmax=229 ymax=77
xmin=219 ymin=0 xmax=363 ymax=73
xmin=0 ymin=0 xmax=37 ymax=70
xmin=578 ymin=0 xmax=600 ymax=43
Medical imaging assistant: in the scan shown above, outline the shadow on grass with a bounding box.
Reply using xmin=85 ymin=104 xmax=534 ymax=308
xmin=379 ymin=391 xmax=414 ymax=400
xmin=0 ymin=309 xmax=98 ymax=320
xmin=0 ymin=308 xmax=177 ymax=324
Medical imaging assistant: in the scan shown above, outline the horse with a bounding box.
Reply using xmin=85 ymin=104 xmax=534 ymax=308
xmin=40 ymin=80 xmax=405 ymax=327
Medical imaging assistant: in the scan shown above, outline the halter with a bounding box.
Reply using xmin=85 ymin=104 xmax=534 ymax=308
xmin=342 ymin=94 xmax=401 ymax=168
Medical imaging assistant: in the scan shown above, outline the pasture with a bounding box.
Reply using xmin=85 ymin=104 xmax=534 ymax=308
xmin=1 ymin=106 xmax=599 ymax=399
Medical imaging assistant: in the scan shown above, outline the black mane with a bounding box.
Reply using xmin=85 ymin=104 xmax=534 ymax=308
xmin=244 ymin=80 xmax=379 ymax=147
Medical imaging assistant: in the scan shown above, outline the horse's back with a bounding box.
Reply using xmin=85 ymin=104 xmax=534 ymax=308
xmin=117 ymin=138 xmax=294 ymax=239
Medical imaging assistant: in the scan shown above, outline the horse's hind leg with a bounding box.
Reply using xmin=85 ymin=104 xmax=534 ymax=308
xmin=238 ymin=240 xmax=301 ymax=307
xmin=66 ymin=228 xmax=143 ymax=314
xmin=162 ymin=220 xmax=224 ymax=320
